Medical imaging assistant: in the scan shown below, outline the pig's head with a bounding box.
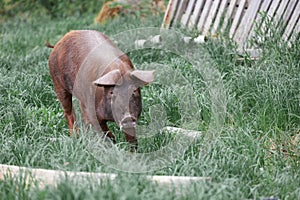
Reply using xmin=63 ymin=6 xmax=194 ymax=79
xmin=93 ymin=68 xmax=155 ymax=142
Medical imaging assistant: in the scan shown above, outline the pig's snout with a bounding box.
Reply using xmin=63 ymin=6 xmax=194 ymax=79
xmin=120 ymin=113 xmax=137 ymax=129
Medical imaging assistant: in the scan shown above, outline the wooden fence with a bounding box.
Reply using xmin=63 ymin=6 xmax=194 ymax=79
xmin=162 ymin=0 xmax=300 ymax=48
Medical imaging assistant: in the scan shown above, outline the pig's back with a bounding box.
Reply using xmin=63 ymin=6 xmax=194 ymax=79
xmin=48 ymin=30 xmax=123 ymax=93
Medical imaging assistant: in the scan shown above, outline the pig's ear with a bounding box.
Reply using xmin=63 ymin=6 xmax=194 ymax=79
xmin=93 ymin=69 xmax=122 ymax=86
xmin=130 ymin=70 xmax=155 ymax=85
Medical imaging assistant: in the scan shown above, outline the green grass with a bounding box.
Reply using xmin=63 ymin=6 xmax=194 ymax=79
xmin=0 ymin=12 xmax=300 ymax=199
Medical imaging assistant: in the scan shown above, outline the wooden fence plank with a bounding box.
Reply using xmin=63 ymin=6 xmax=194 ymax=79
xmin=248 ymin=0 xmax=272 ymax=41
xmin=229 ymin=0 xmax=247 ymax=38
xmin=220 ymin=0 xmax=238 ymax=33
xmin=274 ymin=0 xmax=289 ymax=24
xmin=282 ymin=0 xmax=298 ymax=23
xmin=282 ymin=0 xmax=297 ymax=40
xmin=255 ymin=0 xmax=281 ymax=42
xmin=202 ymin=0 xmax=221 ymax=35
xmin=284 ymin=1 xmax=300 ymax=41
xmin=188 ymin=0 xmax=206 ymax=29
xmin=266 ymin=0 xmax=280 ymax=17
xmin=234 ymin=0 xmax=262 ymax=46
xmin=162 ymin=0 xmax=179 ymax=28
xmin=174 ymin=0 xmax=189 ymax=22
xmin=260 ymin=0 xmax=272 ymax=13
xmin=181 ymin=0 xmax=196 ymax=27
xmin=290 ymin=19 xmax=300 ymax=42
xmin=211 ymin=0 xmax=229 ymax=33
xmin=197 ymin=0 xmax=213 ymax=32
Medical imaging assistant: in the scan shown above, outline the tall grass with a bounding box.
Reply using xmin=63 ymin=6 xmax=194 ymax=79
xmin=0 ymin=12 xmax=299 ymax=199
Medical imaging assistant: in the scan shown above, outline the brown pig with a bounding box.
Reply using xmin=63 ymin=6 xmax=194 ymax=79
xmin=47 ymin=30 xmax=155 ymax=150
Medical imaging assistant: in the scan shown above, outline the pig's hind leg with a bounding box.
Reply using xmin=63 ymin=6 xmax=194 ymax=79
xmin=54 ymin=85 xmax=77 ymax=136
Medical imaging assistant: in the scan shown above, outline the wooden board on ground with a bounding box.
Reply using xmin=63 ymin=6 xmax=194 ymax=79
xmin=0 ymin=164 xmax=211 ymax=189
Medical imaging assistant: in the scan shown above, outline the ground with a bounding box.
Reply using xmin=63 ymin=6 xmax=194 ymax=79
xmin=0 ymin=11 xmax=299 ymax=199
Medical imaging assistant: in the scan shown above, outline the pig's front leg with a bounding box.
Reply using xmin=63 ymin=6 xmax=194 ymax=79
xmin=100 ymin=121 xmax=116 ymax=144
xmin=123 ymin=128 xmax=138 ymax=152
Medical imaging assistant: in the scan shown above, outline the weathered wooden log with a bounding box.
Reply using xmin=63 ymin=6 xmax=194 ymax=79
xmin=0 ymin=164 xmax=211 ymax=189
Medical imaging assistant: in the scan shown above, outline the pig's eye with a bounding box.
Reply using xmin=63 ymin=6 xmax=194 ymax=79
xmin=109 ymin=88 xmax=114 ymax=95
